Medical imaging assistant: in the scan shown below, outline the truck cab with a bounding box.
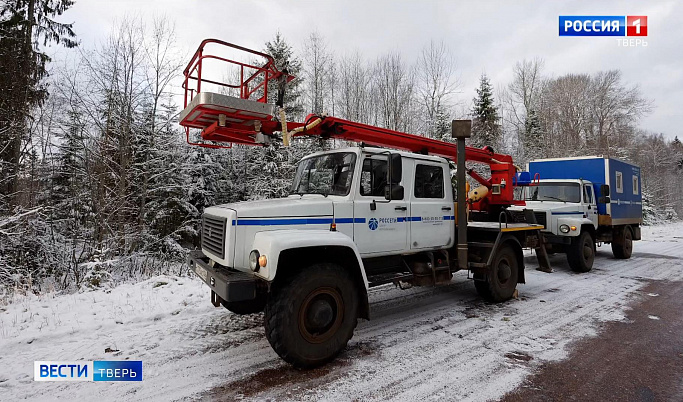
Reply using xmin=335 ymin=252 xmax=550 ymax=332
xmin=511 ymin=179 xmax=599 ymax=272
xmin=198 ymin=147 xmax=455 ymax=280
xmin=521 ymin=179 xmax=598 ymax=236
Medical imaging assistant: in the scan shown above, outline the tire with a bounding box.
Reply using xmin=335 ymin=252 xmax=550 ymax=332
xmin=264 ymin=263 xmax=359 ymax=369
xmin=474 ymin=244 xmax=519 ymax=302
xmin=221 ymin=295 xmax=266 ymax=315
xmin=611 ymin=226 xmax=633 ymax=259
xmin=567 ymin=231 xmax=594 ymax=273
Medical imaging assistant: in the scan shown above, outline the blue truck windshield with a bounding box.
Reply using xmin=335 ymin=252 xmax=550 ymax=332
xmin=291 ymin=152 xmax=357 ymax=196
xmin=528 ymin=182 xmax=581 ymax=203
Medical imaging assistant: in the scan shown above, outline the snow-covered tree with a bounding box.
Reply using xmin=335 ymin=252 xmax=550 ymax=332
xmin=522 ymin=107 xmax=543 ymax=161
xmin=471 ymin=74 xmax=501 ymax=149
xmin=265 ymin=31 xmax=305 ymax=120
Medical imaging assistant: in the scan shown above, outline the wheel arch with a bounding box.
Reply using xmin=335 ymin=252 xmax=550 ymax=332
xmin=276 ymin=245 xmax=370 ymax=320
xmin=581 ymin=223 xmax=596 ymax=241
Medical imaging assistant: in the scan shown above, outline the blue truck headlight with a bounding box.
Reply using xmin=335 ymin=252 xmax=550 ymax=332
xmin=559 ymin=224 xmax=570 ymax=233
xmin=249 ymin=250 xmax=260 ymax=272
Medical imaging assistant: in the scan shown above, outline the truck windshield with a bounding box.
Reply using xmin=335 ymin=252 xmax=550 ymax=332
xmin=291 ymin=152 xmax=357 ymax=196
xmin=527 ymin=182 xmax=581 ymax=203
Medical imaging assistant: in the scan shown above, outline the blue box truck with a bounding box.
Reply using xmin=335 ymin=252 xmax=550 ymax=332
xmin=509 ymin=156 xmax=642 ymax=272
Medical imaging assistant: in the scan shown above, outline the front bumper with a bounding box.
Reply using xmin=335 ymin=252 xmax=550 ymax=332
xmin=187 ymin=250 xmax=257 ymax=302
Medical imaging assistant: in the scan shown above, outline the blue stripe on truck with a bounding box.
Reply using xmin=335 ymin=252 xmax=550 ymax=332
xmin=234 ymin=218 xmax=333 ymax=226
xmin=230 ymin=216 xmax=456 ymax=226
xmin=231 ymin=217 xmax=367 ymax=226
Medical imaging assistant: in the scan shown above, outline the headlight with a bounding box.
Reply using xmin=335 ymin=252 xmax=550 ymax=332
xmin=249 ymin=250 xmax=260 ymax=272
xmin=559 ymin=224 xmax=570 ymax=234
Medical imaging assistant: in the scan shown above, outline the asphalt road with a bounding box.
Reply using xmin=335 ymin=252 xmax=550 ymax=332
xmin=502 ymin=279 xmax=683 ymax=402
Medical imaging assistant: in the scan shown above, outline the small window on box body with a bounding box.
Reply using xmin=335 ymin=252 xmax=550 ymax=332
xmin=633 ymin=175 xmax=639 ymax=195
xmin=615 ymin=171 xmax=623 ymax=194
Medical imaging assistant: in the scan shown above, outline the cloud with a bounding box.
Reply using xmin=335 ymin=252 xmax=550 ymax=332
xmin=61 ymin=0 xmax=682 ymax=138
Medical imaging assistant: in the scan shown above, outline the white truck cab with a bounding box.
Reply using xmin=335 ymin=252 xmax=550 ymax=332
xmin=199 ymin=147 xmax=455 ymax=281
xmin=513 ymin=179 xmax=598 ymax=237
xmin=510 ymin=179 xmax=598 ymax=272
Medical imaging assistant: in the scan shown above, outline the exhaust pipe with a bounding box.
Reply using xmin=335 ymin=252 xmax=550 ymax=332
xmin=452 ymin=120 xmax=471 ymax=270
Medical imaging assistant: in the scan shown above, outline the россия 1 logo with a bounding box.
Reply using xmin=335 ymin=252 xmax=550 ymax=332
xmin=559 ymin=16 xmax=647 ymax=37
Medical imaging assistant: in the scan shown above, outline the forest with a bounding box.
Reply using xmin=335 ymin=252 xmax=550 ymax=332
xmin=1 ymin=2 xmax=682 ymax=294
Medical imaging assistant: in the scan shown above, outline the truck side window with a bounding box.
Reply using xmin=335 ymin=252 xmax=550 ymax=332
xmin=415 ymin=164 xmax=444 ymax=199
xmin=615 ymin=171 xmax=623 ymax=193
xmin=360 ymin=158 xmax=388 ymax=197
xmin=583 ymin=185 xmax=594 ymax=204
xmin=632 ymin=175 xmax=639 ymax=195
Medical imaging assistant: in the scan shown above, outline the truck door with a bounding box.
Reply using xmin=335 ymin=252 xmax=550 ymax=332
xmin=354 ymin=155 xmax=408 ymax=254
xmin=584 ymin=183 xmax=598 ymax=227
xmin=410 ymin=162 xmax=453 ymax=249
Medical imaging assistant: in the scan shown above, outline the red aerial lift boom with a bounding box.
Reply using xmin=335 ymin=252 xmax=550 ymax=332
xmin=179 ymin=40 xmax=535 ymax=211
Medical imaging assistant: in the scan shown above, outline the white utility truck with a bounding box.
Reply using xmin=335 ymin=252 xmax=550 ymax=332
xmin=188 ymin=146 xmax=546 ymax=368
xmin=181 ymin=39 xmax=547 ymax=367
xmin=509 ymin=156 xmax=643 ymax=272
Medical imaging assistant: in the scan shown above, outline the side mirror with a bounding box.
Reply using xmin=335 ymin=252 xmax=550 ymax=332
xmin=598 ymin=196 xmax=611 ymax=204
xmin=385 ymin=184 xmax=404 ymax=200
xmin=600 ymin=184 xmax=610 ymax=197
xmin=389 ymin=153 xmax=402 ymax=184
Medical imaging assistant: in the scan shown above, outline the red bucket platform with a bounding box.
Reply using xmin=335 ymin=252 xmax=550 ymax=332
xmin=179 ymin=39 xmax=295 ymax=148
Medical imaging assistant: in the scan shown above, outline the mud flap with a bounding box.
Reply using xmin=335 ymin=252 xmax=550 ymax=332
xmin=535 ymin=231 xmax=552 ymax=273
xmin=211 ymin=290 xmax=222 ymax=307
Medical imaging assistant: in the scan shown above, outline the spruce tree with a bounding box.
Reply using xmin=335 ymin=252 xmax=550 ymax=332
xmin=264 ymin=31 xmax=304 ymax=120
xmin=239 ymin=32 xmax=312 ymax=201
xmin=470 ymin=74 xmax=501 ymax=149
xmin=0 ymin=0 xmax=77 ymax=205
xmin=523 ymin=108 xmax=543 ymax=161
xmin=672 ymin=136 xmax=683 ymax=169
xmin=433 ymin=104 xmax=453 ymax=143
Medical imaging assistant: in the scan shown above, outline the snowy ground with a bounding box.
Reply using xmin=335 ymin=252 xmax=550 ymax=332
xmin=2 ymin=223 xmax=683 ymax=401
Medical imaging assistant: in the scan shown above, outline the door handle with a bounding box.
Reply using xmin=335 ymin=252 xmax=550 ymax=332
xmin=395 ymin=206 xmax=407 ymax=211
xmin=442 ymin=206 xmax=452 ymax=211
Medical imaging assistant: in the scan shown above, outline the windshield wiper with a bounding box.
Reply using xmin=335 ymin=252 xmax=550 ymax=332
xmin=541 ymin=195 xmax=566 ymax=203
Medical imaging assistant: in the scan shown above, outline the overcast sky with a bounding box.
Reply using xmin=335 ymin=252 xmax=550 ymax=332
xmin=58 ymin=0 xmax=682 ymax=139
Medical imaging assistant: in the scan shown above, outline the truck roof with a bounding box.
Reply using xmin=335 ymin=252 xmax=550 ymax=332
xmin=530 ymin=155 xmax=637 ymax=166
xmin=537 ymin=178 xmax=591 ymax=183
xmin=302 ymin=146 xmax=449 ymax=164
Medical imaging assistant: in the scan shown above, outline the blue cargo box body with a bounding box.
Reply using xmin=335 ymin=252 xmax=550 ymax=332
xmin=528 ymin=156 xmax=642 ymax=225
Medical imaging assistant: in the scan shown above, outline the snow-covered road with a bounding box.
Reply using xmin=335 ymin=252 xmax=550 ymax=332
xmin=2 ymin=223 xmax=683 ymax=401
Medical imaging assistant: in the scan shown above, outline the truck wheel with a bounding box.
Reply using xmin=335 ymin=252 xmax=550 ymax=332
xmin=264 ymin=263 xmax=359 ymax=368
xmin=221 ymin=296 xmax=266 ymax=315
xmin=474 ymin=245 xmax=519 ymax=302
xmin=567 ymin=231 xmax=594 ymax=273
xmin=611 ymin=226 xmax=633 ymax=259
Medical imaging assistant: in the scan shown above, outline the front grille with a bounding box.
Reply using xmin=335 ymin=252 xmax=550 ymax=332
xmin=202 ymin=214 xmax=227 ymax=259
xmin=505 ymin=209 xmax=547 ymax=228
xmin=533 ymin=211 xmax=547 ymax=228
